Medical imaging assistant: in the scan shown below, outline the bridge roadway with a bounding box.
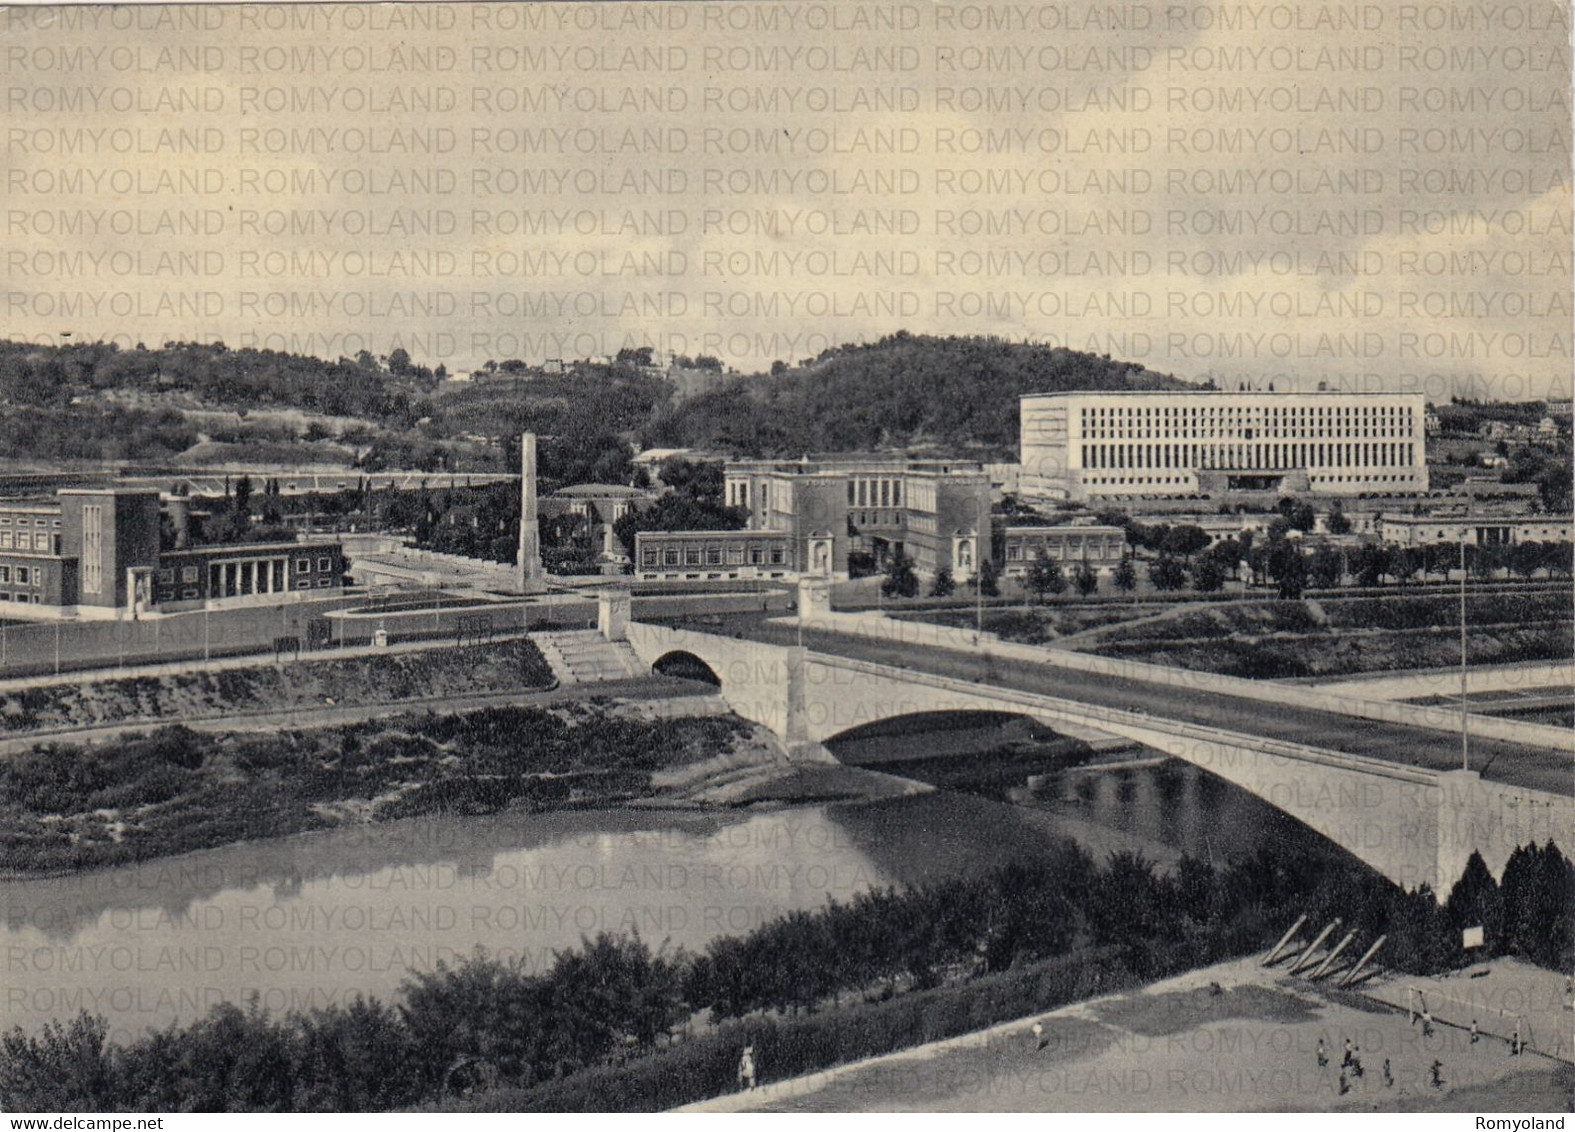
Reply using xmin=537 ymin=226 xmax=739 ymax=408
xmin=667 ymin=613 xmax=1573 ymax=798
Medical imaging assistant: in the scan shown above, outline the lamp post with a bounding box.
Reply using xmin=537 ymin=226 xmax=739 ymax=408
xmin=974 ymin=568 xmax=983 ymax=645
xmin=1459 ymin=505 xmax=1471 ymax=773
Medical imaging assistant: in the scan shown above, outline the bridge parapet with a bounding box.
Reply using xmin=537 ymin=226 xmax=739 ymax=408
xmin=624 ymin=623 xmax=1575 ymax=895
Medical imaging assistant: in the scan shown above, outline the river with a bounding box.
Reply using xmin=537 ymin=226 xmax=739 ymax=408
xmin=0 ymin=719 xmax=1348 ymax=1040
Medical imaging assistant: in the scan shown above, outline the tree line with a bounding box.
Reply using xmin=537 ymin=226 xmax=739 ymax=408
xmin=2 ymin=833 xmax=1566 ymax=1112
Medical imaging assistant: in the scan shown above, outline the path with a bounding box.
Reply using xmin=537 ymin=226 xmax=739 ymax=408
xmin=1313 ymin=661 xmax=1574 ymax=702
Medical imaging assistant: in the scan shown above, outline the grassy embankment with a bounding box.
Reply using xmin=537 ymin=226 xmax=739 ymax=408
xmin=0 ymin=697 xmax=776 ymax=874
xmin=918 ymin=592 xmax=1574 ymax=679
xmin=0 ymin=638 xmax=556 ymax=734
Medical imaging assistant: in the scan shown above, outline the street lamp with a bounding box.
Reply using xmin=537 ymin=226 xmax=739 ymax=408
xmin=1458 ymin=518 xmax=1470 ymax=772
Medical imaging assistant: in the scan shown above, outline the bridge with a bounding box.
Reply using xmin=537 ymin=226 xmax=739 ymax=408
xmin=623 ymin=618 xmax=1573 ymax=899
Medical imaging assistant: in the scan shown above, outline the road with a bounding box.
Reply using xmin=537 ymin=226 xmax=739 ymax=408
xmin=0 ymin=589 xmax=792 ymax=680
xmin=670 ymin=613 xmax=1573 ymax=797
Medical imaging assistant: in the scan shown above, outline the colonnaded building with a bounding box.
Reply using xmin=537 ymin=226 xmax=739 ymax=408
xmin=635 ymin=457 xmax=991 ymax=584
xmin=0 ymin=487 xmax=347 ymax=620
xmin=1018 ymin=390 xmax=1430 ymax=504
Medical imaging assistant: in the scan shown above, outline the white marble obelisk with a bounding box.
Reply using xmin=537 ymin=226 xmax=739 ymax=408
xmin=519 ymin=433 xmax=544 ymax=592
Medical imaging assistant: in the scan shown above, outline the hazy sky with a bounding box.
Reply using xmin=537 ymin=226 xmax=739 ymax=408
xmin=1 ymin=1 xmax=1570 ymax=400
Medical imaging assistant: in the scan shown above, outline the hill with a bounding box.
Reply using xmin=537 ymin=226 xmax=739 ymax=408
xmin=0 ymin=334 xmax=1187 ymax=471
xmin=644 ymin=332 xmax=1193 ymax=458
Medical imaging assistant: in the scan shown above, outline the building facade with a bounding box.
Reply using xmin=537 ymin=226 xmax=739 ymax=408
xmin=0 ymin=488 xmax=346 ymax=619
xmin=723 ymin=457 xmax=992 ymax=582
xmin=999 ymin=522 xmax=1127 ymax=577
xmin=1020 ymin=390 xmax=1429 ymax=503
xmin=634 ymin=529 xmax=793 ymax=582
xmin=1379 ymin=514 xmax=1572 ymax=548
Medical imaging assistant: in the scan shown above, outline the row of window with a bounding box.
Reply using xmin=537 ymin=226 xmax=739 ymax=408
xmin=1080 ymin=442 xmax=1418 ymax=471
xmin=1077 ymin=405 xmax=1416 ymax=421
xmin=0 ymin=565 xmax=41 ymax=586
xmin=0 ymin=532 xmax=56 ymax=552
xmin=847 ymin=477 xmax=903 ymax=508
xmin=0 ymin=516 xmax=61 ymax=527
xmin=639 ymin=570 xmax=789 ymax=581
xmin=1004 ymin=541 xmax=1123 ymax=561
xmin=1308 ymin=474 xmax=1420 ymax=484
xmin=641 ymin=545 xmax=786 ymax=567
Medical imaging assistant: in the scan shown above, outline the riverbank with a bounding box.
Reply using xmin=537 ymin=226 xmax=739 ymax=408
xmin=680 ymin=956 xmax=1574 ymax=1113
xmin=0 ymin=695 xmax=876 ymax=876
xmin=0 ymin=637 xmax=556 ymax=735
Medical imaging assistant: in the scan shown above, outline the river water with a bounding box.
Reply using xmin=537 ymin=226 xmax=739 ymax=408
xmin=0 ymin=726 xmax=1344 ymax=1040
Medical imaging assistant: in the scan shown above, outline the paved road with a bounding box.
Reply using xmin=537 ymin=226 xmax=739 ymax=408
xmin=0 ymin=590 xmax=792 ymax=680
xmin=669 ymin=614 xmax=1573 ymax=797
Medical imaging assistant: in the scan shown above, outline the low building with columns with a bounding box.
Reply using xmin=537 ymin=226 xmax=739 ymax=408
xmin=0 ymin=487 xmax=346 ymax=619
xmin=999 ymin=521 xmax=1128 ymax=577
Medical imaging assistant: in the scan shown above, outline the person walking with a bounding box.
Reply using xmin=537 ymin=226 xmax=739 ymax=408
xmin=1422 ymin=1008 xmax=1434 ymax=1037
xmin=1470 ymin=1019 xmax=1479 ymax=1045
xmin=1382 ymin=1059 xmax=1393 ymax=1088
xmin=737 ymin=1045 xmax=757 ymax=1092
xmin=1316 ymin=1038 xmax=1328 ymax=1068
xmin=1431 ymin=1060 xmax=1445 ymax=1090
xmin=1032 ymin=1021 xmax=1047 ymax=1051
xmin=1351 ymin=1046 xmax=1364 ymax=1079
xmin=1342 ymin=1037 xmax=1354 ymax=1068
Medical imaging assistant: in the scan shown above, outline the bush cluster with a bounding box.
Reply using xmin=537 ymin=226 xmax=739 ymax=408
xmin=3 ymin=838 xmax=1565 ymax=1112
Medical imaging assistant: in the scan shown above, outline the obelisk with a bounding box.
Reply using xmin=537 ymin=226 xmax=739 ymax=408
xmin=518 ymin=432 xmax=544 ymax=592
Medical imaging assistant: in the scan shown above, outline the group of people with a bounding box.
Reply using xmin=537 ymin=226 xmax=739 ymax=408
xmin=1318 ymin=1036 xmax=1387 ymax=1097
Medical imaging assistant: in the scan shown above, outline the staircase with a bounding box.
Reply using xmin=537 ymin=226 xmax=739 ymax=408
xmin=536 ymin=631 xmax=646 ymax=685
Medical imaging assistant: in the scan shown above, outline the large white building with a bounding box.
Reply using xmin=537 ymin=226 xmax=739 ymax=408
xmin=1019 ymin=390 xmax=1429 ymax=503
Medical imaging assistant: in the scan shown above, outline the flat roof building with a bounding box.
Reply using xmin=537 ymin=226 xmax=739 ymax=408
xmin=0 ymin=488 xmax=345 ymax=619
xmin=1020 ymin=389 xmax=1429 ymax=504
xmin=1379 ymin=513 xmax=1572 ymax=548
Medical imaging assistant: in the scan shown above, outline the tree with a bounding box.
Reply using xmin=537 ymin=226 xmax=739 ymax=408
xmin=1073 ymin=562 xmax=1099 ymax=597
xmin=1508 ymin=540 xmax=1544 ymax=580
xmin=387 ymin=347 xmax=412 ymax=375
xmin=1112 ymin=555 xmax=1137 ymax=593
xmin=1326 ymin=506 xmax=1352 ymax=535
xmin=1025 ymin=550 xmax=1065 ymax=602
xmin=232 ymin=474 xmax=253 ymax=521
xmin=929 ymin=567 xmax=955 ymax=598
xmin=611 ymin=494 xmax=746 ymax=558
xmin=1444 ymin=851 xmax=1504 ymax=955
xmin=974 ymin=557 xmax=1000 ymax=597
xmin=881 ymin=551 xmax=919 ymax=599
xmin=1268 ymin=540 xmax=1308 ymax=599
xmin=655 ymin=457 xmax=724 ymax=503
xmin=1191 ymin=555 xmax=1226 ymax=593
xmin=1149 ymin=554 xmax=1187 ymax=591
xmin=1309 ymin=545 xmax=1343 ymax=589
xmin=1354 ymin=543 xmax=1393 ymax=587
xmin=1161 ymin=524 xmax=1210 ymax=560
xmin=1276 ymin=498 xmax=1316 ymax=533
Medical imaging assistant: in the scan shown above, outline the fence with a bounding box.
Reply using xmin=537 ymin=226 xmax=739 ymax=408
xmin=0 ymin=593 xmax=601 ymax=679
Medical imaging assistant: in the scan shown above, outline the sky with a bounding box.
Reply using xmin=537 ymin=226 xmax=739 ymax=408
xmin=0 ymin=0 xmax=1570 ymax=401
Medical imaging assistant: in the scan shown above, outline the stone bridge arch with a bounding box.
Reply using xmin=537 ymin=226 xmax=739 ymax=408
xmin=650 ymin=650 xmax=723 ymax=686
xmin=625 ymin=622 xmax=1574 ymax=895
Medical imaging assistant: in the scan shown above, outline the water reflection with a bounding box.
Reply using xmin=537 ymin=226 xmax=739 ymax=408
xmin=0 ymin=725 xmax=1351 ymax=1037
